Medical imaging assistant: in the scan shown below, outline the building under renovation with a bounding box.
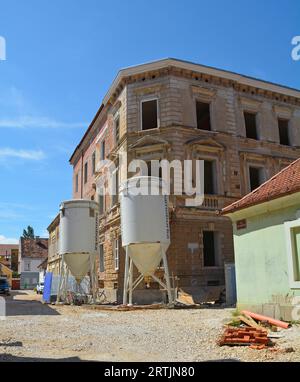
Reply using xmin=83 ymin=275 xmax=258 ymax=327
xmin=55 ymin=58 xmax=300 ymax=303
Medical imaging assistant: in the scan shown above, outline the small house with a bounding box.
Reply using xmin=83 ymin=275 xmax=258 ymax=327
xmin=19 ymin=238 xmax=48 ymax=289
xmin=222 ymin=158 xmax=300 ymax=320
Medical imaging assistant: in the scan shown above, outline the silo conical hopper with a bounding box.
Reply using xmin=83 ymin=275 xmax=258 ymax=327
xmin=57 ymin=200 xmax=99 ymax=302
xmin=63 ymin=253 xmax=92 ymax=284
xmin=120 ymin=176 xmax=173 ymax=305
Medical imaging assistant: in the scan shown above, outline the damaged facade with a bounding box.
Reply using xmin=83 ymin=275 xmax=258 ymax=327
xmin=67 ymin=58 xmax=300 ymax=303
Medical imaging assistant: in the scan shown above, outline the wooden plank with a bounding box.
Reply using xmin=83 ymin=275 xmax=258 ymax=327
xmin=238 ymin=315 xmax=265 ymax=330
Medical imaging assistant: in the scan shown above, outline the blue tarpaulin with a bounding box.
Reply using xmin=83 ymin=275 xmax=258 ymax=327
xmin=43 ymin=272 xmax=53 ymax=303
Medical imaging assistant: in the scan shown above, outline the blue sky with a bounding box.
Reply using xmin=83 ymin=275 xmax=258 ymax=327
xmin=0 ymin=0 xmax=299 ymax=243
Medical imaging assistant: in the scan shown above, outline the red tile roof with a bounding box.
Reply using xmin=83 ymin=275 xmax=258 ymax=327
xmin=20 ymin=238 xmax=48 ymax=259
xmin=222 ymin=157 xmax=300 ymax=214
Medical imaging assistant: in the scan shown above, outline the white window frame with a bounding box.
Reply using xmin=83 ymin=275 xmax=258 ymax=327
xmin=113 ymin=238 xmax=119 ymax=271
xmin=24 ymin=260 xmax=31 ymax=271
xmin=140 ymin=97 xmax=160 ymax=131
xmin=285 ymin=218 xmax=300 ymax=289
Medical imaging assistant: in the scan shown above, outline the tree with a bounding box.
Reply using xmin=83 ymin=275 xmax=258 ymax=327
xmin=22 ymin=226 xmax=35 ymax=239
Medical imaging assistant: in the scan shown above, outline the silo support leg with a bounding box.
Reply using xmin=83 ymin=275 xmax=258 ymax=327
xmin=56 ymin=257 xmax=65 ymax=304
xmin=128 ymin=258 xmax=133 ymax=306
xmin=64 ymin=267 xmax=69 ymax=302
xmin=161 ymin=249 xmax=173 ymax=304
xmin=90 ymin=256 xmax=97 ymax=303
xmin=131 ymin=274 xmax=144 ymax=291
xmin=123 ymin=247 xmax=130 ymax=305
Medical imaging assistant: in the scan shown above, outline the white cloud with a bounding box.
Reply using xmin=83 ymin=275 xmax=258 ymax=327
xmin=0 ymin=235 xmax=18 ymax=244
xmin=0 ymin=148 xmax=45 ymax=160
xmin=0 ymin=115 xmax=87 ymax=129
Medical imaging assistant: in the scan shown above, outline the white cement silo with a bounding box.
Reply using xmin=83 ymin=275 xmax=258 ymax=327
xmin=120 ymin=176 xmax=173 ymax=305
xmin=57 ymin=199 xmax=99 ymax=303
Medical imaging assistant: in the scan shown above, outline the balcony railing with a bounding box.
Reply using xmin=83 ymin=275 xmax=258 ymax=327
xmin=177 ymin=194 xmax=238 ymax=211
xmin=202 ymin=195 xmax=220 ymax=210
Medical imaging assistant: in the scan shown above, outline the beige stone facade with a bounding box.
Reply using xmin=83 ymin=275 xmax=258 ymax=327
xmin=69 ymin=58 xmax=300 ymax=303
xmin=47 ymin=214 xmax=61 ymax=275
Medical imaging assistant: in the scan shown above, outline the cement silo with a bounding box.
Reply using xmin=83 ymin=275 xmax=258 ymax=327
xmin=119 ymin=176 xmax=173 ymax=305
xmin=57 ymin=199 xmax=99 ymax=303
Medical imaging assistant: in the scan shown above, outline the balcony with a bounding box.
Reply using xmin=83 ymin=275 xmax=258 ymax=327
xmin=178 ymin=194 xmax=238 ymax=211
xmin=202 ymin=195 xmax=220 ymax=210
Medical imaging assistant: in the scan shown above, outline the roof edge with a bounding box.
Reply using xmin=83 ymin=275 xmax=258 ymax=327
xmin=70 ymin=57 xmax=300 ymax=165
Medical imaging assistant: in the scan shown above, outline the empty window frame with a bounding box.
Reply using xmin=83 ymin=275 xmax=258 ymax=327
xmin=113 ymin=238 xmax=119 ymax=271
xmin=141 ymin=99 xmax=158 ymax=130
xmin=98 ymin=187 xmax=105 ymax=215
xmin=204 ymin=160 xmax=217 ymax=195
xmin=278 ymin=119 xmax=290 ymax=146
xmin=75 ymin=173 xmax=79 ymax=193
xmin=100 ymin=140 xmax=105 ymax=161
xmin=146 ymin=161 xmax=162 ymax=178
xmin=92 ymin=152 xmax=96 ymax=175
xmin=114 ymin=116 xmax=120 ymax=145
xmin=196 ymin=101 xmax=211 ymax=130
xmin=84 ymin=162 xmax=88 ymax=184
xmin=249 ymin=166 xmax=264 ymax=191
xmin=203 ymin=231 xmax=218 ymax=267
xmin=244 ymin=112 xmax=258 ymax=139
xmin=99 ymin=243 xmax=105 ymax=273
xmin=112 ymin=168 xmax=119 ymax=206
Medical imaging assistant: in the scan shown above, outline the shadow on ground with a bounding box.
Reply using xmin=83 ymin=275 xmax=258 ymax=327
xmin=2 ymin=292 xmax=60 ymax=316
xmin=0 ymin=354 xmax=84 ymax=362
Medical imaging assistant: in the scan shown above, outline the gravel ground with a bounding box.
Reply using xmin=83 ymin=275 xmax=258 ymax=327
xmin=0 ymin=292 xmax=299 ymax=362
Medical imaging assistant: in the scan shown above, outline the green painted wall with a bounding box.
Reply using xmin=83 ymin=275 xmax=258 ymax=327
xmin=233 ymin=204 xmax=300 ymax=307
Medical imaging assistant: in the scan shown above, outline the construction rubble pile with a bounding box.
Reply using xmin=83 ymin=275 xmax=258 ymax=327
xmin=219 ymin=310 xmax=291 ymax=350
